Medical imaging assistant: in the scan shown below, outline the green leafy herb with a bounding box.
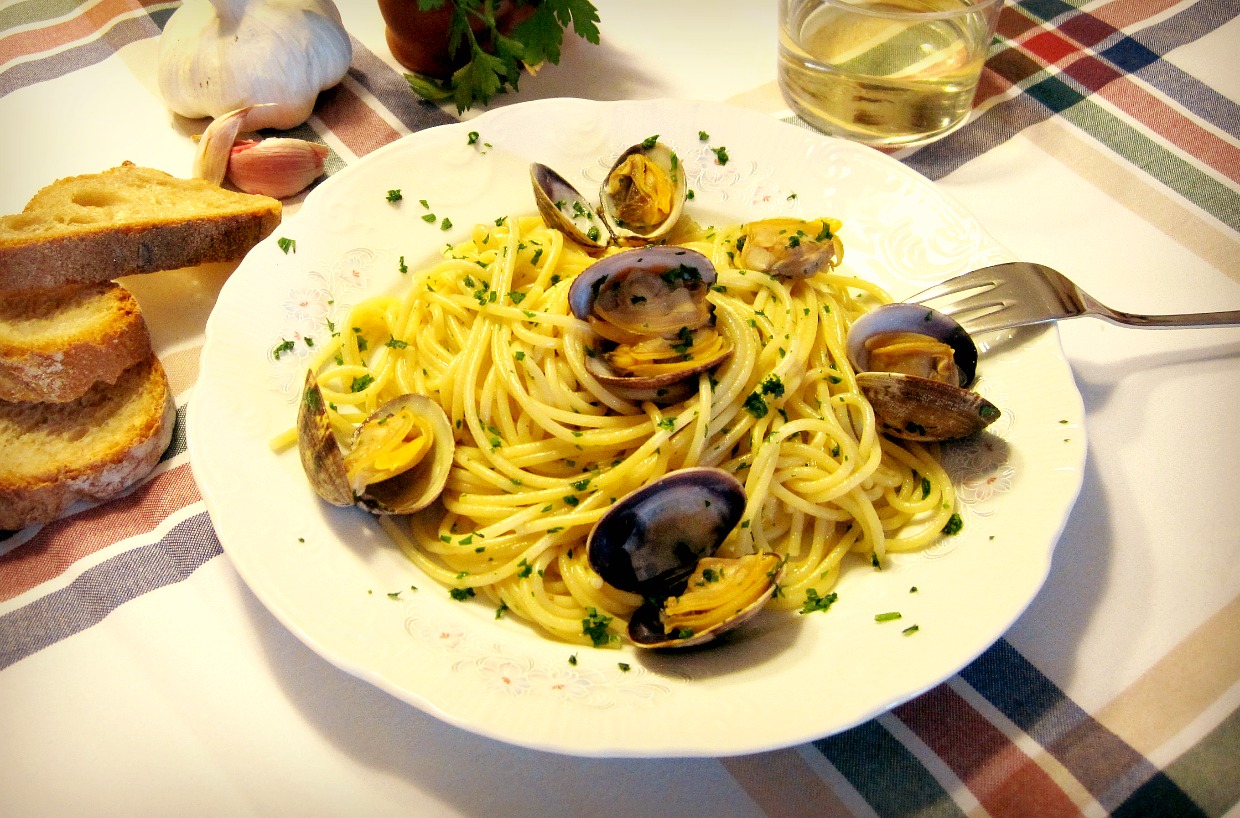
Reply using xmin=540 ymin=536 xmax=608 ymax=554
xmin=942 ymin=513 xmax=964 ymax=535
xmin=277 ymin=237 xmax=296 ymax=254
xmin=386 ymin=189 xmax=402 ymax=203
xmin=403 ymin=0 xmax=601 ymax=112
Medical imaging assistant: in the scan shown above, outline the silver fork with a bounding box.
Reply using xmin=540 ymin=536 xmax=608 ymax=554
xmin=906 ymin=261 xmax=1240 ymax=335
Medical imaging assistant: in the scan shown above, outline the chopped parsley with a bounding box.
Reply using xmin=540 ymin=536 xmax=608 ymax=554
xmin=942 ymin=513 xmax=964 ymax=535
xmin=743 ymin=391 xmax=769 ymax=419
xmin=272 ymin=339 xmax=295 ymax=360
xmin=386 ymin=189 xmax=402 ymax=203
xmin=582 ymin=607 xmax=617 ymax=647
xmin=799 ymin=589 xmax=838 ymax=614
xmin=277 ymin=237 xmax=295 ymax=254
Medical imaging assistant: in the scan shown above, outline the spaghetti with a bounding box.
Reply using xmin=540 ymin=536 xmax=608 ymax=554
xmin=299 ymin=214 xmax=956 ymax=646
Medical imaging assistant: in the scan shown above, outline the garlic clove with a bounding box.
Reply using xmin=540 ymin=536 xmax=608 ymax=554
xmin=192 ymin=103 xmax=276 ymax=185
xmin=226 ymin=138 xmax=329 ymax=199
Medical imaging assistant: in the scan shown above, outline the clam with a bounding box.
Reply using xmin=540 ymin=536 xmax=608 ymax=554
xmin=530 ymin=163 xmax=611 ymax=254
xmin=587 ymin=467 xmax=783 ymax=648
xmin=297 ymin=370 xmax=455 ymax=514
xmin=598 ymin=139 xmax=687 ymax=246
xmin=568 ymin=246 xmax=733 ymax=400
xmin=736 ymin=217 xmax=843 ymax=279
xmin=530 ymin=138 xmax=687 ymax=251
xmin=845 ymin=303 xmax=1000 ymax=442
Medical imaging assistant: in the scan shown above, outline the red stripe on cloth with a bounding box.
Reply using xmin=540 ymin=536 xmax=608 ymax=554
xmin=0 ymin=463 xmax=201 ymax=602
xmin=314 ymin=81 xmax=404 ymax=159
xmin=895 ymin=685 xmax=1084 ymax=818
xmin=1097 ymin=77 xmax=1240 ymax=186
xmin=0 ymin=0 xmax=160 ymax=68
xmin=1091 ymin=0 xmax=1190 ymax=29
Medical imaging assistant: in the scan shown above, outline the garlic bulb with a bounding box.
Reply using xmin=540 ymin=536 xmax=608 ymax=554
xmin=157 ymin=0 xmax=352 ymax=131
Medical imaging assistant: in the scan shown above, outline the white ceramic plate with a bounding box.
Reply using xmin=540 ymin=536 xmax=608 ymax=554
xmin=190 ymin=98 xmax=1085 ymax=757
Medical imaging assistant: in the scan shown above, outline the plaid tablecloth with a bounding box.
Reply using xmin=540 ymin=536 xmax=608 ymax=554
xmin=2 ymin=1 xmax=1238 ymax=815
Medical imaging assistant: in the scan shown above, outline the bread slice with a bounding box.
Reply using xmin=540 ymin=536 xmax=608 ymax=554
xmin=0 ymin=353 xmax=175 ymax=530
xmin=0 ymin=282 xmax=151 ymax=403
xmin=0 ymin=162 xmax=281 ymax=291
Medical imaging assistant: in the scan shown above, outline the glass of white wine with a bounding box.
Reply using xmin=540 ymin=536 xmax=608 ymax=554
xmin=778 ymin=0 xmax=1004 ymax=148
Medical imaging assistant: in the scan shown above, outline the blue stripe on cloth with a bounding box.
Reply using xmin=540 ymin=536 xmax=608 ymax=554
xmin=960 ymin=639 xmax=1205 ymax=816
xmin=1122 ymin=0 xmax=1240 ymax=137
xmin=814 ymin=717 xmax=967 ymax=817
xmin=0 ymin=8 xmax=172 ymax=100
xmin=0 ymin=511 xmax=222 ymax=670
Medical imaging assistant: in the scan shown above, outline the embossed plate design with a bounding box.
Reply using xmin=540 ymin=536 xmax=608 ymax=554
xmin=189 ymin=99 xmax=1086 ymax=757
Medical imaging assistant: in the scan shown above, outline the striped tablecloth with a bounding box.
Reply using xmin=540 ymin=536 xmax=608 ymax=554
xmin=2 ymin=1 xmax=1237 ymax=815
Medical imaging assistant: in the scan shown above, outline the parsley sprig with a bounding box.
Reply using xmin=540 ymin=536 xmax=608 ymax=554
xmin=403 ymin=0 xmax=602 ymax=113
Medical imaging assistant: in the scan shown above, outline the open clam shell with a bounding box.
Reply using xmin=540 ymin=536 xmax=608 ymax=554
xmin=296 ymin=370 xmax=455 ymax=514
xmin=846 ymin=303 xmax=999 ymax=442
xmin=587 ymin=467 xmax=781 ymax=649
xmin=599 ymin=139 xmax=687 ymax=246
xmin=530 ymin=163 xmax=611 ymax=254
xmin=569 ymin=247 xmax=732 ymax=399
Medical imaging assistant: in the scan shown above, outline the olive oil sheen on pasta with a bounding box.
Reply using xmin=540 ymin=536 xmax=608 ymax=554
xmin=778 ymin=0 xmax=1002 ymax=147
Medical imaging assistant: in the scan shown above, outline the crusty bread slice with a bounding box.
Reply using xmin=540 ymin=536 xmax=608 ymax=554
xmin=0 ymin=162 xmax=281 ymax=291
xmin=0 ymin=353 xmax=175 ymax=530
xmin=0 ymin=282 xmax=151 ymax=403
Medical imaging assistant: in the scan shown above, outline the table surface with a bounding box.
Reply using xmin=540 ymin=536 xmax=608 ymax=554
xmin=2 ymin=1 xmax=1238 ymax=816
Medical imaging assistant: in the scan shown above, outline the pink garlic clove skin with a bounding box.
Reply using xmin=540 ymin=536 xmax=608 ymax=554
xmin=226 ymin=138 xmax=328 ymax=199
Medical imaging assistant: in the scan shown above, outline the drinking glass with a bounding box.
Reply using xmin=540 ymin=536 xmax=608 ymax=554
xmin=778 ymin=0 xmax=1004 ymax=148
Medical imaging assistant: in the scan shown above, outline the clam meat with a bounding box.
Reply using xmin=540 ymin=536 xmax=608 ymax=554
xmin=737 ymin=217 xmax=843 ymax=279
xmin=568 ymin=246 xmax=733 ymax=400
xmin=845 ymin=303 xmax=1000 ymax=442
xmin=599 ymin=139 xmax=687 ymax=245
xmin=297 ymin=370 xmax=455 ymax=514
xmin=587 ymin=467 xmax=784 ymax=649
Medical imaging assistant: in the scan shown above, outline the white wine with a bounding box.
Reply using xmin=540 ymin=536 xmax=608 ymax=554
xmin=778 ymin=0 xmax=999 ymax=147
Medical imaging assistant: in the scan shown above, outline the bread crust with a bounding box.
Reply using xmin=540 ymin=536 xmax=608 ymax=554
xmin=0 ymin=282 xmax=152 ymax=402
xmin=0 ymin=163 xmax=281 ymax=291
xmin=0 ymin=354 xmax=175 ymax=530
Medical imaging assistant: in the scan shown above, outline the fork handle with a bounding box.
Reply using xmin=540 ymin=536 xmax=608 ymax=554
xmin=1100 ymin=307 xmax=1240 ymax=328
